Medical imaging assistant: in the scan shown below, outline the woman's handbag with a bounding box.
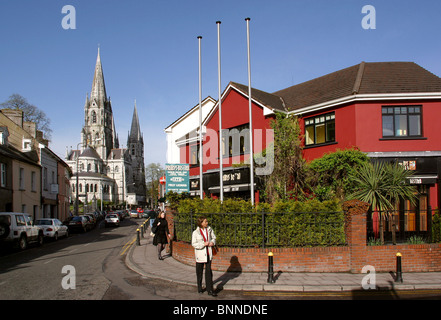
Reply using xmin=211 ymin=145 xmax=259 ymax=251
xmin=151 ymin=225 xmax=157 ymax=234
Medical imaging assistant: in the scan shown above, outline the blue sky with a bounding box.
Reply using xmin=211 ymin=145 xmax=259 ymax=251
xmin=1 ymin=0 xmax=441 ymax=166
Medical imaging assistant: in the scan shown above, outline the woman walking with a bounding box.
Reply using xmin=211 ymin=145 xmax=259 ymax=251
xmin=152 ymin=211 xmax=171 ymax=260
xmin=191 ymin=216 xmax=217 ymax=296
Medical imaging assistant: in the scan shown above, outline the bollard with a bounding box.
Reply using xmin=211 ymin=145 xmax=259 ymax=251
xmin=140 ymin=224 xmax=144 ymax=238
xmin=396 ymin=252 xmax=403 ymax=283
xmin=267 ymin=252 xmax=275 ymax=283
xmin=136 ymin=229 xmax=141 ymax=246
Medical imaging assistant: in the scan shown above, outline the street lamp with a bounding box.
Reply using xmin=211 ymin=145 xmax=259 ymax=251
xmin=75 ymin=142 xmax=83 ymax=216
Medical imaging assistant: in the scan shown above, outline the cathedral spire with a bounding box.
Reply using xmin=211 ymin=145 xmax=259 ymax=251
xmin=90 ymin=47 xmax=107 ymax=105
xmin=129 ymin=100 xmax=142 ymax=142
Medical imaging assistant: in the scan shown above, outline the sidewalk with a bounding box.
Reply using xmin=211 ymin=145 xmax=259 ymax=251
xmin=126 ymin=235 xmax=441 ymax=293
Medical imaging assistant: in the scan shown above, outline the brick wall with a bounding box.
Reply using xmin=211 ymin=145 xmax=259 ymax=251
xmin=167 ymin=202 xmax=441 ymax=273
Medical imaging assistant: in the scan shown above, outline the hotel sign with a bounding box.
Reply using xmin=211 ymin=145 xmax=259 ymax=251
xmin=165 ymin=163 xmax=190 ymax=194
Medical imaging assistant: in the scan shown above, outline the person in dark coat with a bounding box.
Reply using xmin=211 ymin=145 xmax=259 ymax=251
xmin=152 ymin=211 xmax=171 ymax=260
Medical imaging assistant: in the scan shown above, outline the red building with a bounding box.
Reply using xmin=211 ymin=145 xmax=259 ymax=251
xmin=175 ymin=62 xmax=441 ymax=237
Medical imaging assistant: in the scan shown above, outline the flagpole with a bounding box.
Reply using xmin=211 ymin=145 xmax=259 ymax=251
xmin=216 ymin=20 xmax=223 ymax=203
xmin=198 ymin=35 xmax=203 ymax=200
xmin=246 ymin=17 xmax=254 ymax=205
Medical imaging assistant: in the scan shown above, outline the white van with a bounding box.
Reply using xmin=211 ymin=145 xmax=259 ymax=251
xmin=0 ymin=212 xmax=44 ymax=250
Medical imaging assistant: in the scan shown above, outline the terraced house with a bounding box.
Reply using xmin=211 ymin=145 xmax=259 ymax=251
xmin=0 ymin=109 xmax=72 ymax=221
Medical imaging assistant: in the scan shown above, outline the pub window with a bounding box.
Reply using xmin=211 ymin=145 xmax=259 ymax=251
xmin=222 ymin=124 xmax=250 ymax=157
xmin=382 ymin=106 xmax=422 ymax=138
xmin=190 ymin=144 xmax=199 ymax=166
xmin=304 ymin=112 xmax=335 ymax=146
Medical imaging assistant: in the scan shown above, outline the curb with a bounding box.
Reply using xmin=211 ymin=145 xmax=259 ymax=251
xmin=125 ymin=240 xmax=196 ymax=288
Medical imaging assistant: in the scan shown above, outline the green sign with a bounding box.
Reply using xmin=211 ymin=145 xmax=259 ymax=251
xmin=165 ymin=163 xmax=190 ymax=194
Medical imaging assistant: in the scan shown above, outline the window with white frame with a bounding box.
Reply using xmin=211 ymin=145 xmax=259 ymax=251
xmin=22 ymin=138 xmax=32 ymax=151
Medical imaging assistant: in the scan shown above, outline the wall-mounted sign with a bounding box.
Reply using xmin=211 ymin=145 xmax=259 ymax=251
xmin=409 ymin=178 xmax=422 ymax=184
xmin=398 ymin=160 xmax=416 ymax=171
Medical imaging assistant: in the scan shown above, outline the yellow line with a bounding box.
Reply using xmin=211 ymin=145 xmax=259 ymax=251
xmin=120 ymin=237 xmax=136 ymax=256
xmin=243 ymin=289 xmax=441 ymax=298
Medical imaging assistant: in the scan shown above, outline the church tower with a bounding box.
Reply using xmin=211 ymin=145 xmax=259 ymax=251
xmin=127 ymin=101 xmax=146 ymax=197
xmin=66 ymin=49 xmax=146 ymax=208
xmin=81 ymin=48 xmax=116 ymax=159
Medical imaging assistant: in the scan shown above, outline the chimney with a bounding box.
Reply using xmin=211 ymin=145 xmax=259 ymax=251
xmin=23 ymin=121 xmax=37 ymax=138
xmin=36 ymin=130 xmax=49 ymax=147
xmin=1 ymin=109 xmax=24 ymax=128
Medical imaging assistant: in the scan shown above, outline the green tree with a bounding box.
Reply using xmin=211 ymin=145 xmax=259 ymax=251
xmin=145 ymin=163 xmax=164 ymax=208
xmin=308 ymin=148 xmax=369 ymax=201
xmin=263 ymin=112 xmax=308 ymax=202
xmin=349 ymin=161 xmax=417 ymax=244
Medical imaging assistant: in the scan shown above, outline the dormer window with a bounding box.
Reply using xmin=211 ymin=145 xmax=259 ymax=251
xmin=22 ymin=138 xmax=32 ymax=151
xmin=0 ymin=127 xmax=9 ymax=145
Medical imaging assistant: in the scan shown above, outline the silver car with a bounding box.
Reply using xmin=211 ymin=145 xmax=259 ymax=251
xmin=105 ymin=214 xmax=120 ymax=228
xmin=35 ymin=218 xmax=69 ymax=241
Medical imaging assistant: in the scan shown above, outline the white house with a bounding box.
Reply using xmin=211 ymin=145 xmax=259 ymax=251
xmin=164 ymin=96 xmax=216 ymax=164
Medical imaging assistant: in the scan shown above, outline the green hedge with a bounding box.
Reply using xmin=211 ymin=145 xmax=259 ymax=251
xmin=173 ymin=198 xmax=345 ymax=248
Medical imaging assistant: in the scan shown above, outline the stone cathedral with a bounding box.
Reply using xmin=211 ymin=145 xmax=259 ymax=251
xmin=66 ymin=49 xmax=146 ymax=207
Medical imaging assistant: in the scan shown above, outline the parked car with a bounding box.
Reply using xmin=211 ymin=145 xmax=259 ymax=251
xmin=115 ymin=210 xmax=125 ymax=221
xmin=130 ymin=210 xmax=139 ymax=219
xmin=68 ymin=216 xmax=88 ymax=233
xmin=104 ymin=214 xmax=120 ymax=228
xmin=35 ymin=218 xmax=69 ymax=241
xmin=0 ymin=212 xmax=44 ymax=250
xmin=82 ymin=215 xmax=94 ymax=230
xmin=85 ymin=213 xmax=97 ymax=228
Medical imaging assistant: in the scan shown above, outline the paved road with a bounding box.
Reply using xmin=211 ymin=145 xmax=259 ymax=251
xmin=0 ymin=218 xmax=252 ymax=300
xmin=0 ymin=218 xmax=140 ymax=300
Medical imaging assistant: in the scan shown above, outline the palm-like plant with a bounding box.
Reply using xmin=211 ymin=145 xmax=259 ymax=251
xmin=349 ymin=161 xmax=417 ymax=244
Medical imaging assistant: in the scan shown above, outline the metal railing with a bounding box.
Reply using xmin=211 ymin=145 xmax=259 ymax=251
xmin=173 ymin=211 xmax=346 ymax=248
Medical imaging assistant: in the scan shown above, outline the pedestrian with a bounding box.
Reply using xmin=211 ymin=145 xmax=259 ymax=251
xmin=152 ymin=211 xmax=171 ymax=260
xmin=191 ymin=216 xmax=217 ymax=296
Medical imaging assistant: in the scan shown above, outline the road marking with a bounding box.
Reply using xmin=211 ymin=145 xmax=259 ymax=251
xmin=120 ymin=237 xmax=136 ymax=256
xmin=44 ymin=258 xmax=56 ymax=265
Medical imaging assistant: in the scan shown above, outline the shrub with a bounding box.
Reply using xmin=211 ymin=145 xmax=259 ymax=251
xmin=174 ymin=197 xmax=345 ymax=247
